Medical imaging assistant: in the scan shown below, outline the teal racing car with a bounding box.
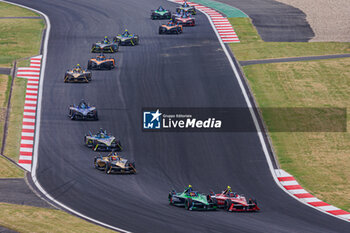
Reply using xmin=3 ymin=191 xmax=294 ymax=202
xmin=168 ymin=185 xmax=218 ymax=210
xmin=151 ymin=6 xmax=171 ymax=20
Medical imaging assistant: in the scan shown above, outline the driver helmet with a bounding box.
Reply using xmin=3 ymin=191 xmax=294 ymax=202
xmin=123 ymin=29 xmax=130 ymax=37
xmin=187 ymin=184 xmax=193 ymax=192
xmin=99 ymin=128 xmax=105 ymax=136
xmin=97 ymin=53 xmax=105 ymax=60
xmin=80 ymin=100 xmax=86 ymax=108
xmin=75 ymin=64 xmax=81 ymax=72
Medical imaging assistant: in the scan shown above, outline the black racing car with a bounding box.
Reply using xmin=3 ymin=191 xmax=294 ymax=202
xmin=94 ymin=153 xmax=136 ymax=174
xmin=85 ymin=128 xmax=122 ymax=152
xmin=91 ymin=37 xmax=119 ymax=53
xmin=114 ymin=30 xmax=139 ymax=46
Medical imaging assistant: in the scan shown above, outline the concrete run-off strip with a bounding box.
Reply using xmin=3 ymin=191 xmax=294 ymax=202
xmin=190 ymin=0 xmax=247 ymax=17
xmin=0 ymin=178 xmax=52 ymax=208
xmin=0 ymin=67 xmax=11 ymax=75
xmin=213 ymin=0 xmax=314 ymax=42
xmin=240 ymin=54 xmax=350 ymax=66
xmin=0 ymin=226 xmax=17 ymax=233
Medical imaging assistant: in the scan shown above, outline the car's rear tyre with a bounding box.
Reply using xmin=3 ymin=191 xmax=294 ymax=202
xmin=249 ymin=198 xmax=257 ymax=205
xmin=92 ymin=142 xmax=97 ymax=150
xmin=168 ymin=194 xmax=174 ymax=205
xmin=117 ymin=144 xmax=122 ymax=152
xmin=94 ymin=158 xmax=99 ymax=169
xmin=211 ymin=197 xmax=218 ymax=207
xmin=105 ymin=162 xmax=111 ymax=174
xmin=185 ymin=198 xmax=193 ymax=210
xmin=224 ymin=199 xmax=232 ymax=211
xmin=112 ymin=45 xmax=118 ymax=52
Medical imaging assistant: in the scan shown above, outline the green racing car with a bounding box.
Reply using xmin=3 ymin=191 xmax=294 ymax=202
xmin=168 ymin=185 xmax=218 ymax=210
xmin=151 ymin=6 xmax=171 ymax=20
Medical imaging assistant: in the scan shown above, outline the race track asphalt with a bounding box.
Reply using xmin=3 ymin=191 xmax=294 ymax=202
xmin=214 ymin=0 xmax=315 ymax=42
xmin=7 ymin=0 xmax=350 ymax=232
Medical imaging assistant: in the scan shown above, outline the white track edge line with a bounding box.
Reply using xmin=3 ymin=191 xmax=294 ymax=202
xmin=191 ymin=1 xmax=349 ymax=223
xmin=1 ymin=1 xmax=132 ymax=232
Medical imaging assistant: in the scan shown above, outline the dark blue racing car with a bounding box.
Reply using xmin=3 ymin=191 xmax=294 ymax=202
xmin=68 ymin=99 xmax=98 ymax=120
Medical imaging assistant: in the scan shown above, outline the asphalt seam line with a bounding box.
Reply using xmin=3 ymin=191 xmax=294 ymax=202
xmin=240 ymin=53 xmax=350 ymax=66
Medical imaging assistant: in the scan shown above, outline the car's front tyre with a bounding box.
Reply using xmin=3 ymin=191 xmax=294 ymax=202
xmin=168 ymin=194 xmax=174 ymax=205
xmin=224 ymin=199 xmax=232 ymax=211
xmin=185 ymin=198 xmax=193 ymax=210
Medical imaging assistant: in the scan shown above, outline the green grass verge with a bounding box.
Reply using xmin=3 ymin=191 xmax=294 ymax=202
xmin=0 ymin=74 xmax=10 ymax=149
xmin=0 ymin=2 xmax=39 ymax=17
xmin=229 ymin=18 xmax=350 ymax=61
xmin=17 ymin=58 xmax=31 ymax=67
xmin=0 ymin=19 xmax=44 ymax=67
xmin=0 ymin=156 xmax=24 ymax=177
xmin=0 ymin=74 xmax=24 ymax=178
xmin=0 ymin=1 xmax=43 ymax=178
xmin=0 ymin=203 xmax=117 ymax=233
xmin=4 ymin=77 xmax=27 ymax=162
xmin=243 ymin=58 xmax=350 ymax=211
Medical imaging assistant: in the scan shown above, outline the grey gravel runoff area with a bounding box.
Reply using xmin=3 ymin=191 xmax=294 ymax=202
xmin=276 ymin=0 xmax=350 ymax=42
xmin=214 ymin=0 xmax=314 ymax=42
